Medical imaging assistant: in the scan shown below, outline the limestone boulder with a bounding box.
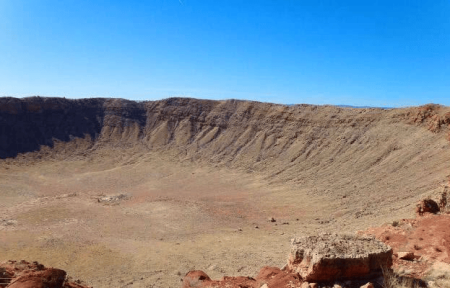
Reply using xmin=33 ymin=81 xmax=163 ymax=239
xmin=287 ymin=233 xmax=393 ymax=282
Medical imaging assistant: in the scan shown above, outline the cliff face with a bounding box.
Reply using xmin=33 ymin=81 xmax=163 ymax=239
xmin=1 ymin=97 xmax=449 ymax=189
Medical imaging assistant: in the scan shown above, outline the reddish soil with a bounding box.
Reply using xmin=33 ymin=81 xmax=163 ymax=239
xmin=182 ymin=267 xmax=302 ymax=288
xmin=182 ymin=211 xmax=450 ymax=287
xmin=361 ymin=213 xmax=450 ymax=279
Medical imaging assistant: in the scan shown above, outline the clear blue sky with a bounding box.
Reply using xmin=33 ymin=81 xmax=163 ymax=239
xmin=0 ymin=0 xmax=449 ymax=107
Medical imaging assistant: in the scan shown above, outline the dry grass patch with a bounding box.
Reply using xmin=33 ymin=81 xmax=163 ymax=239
xmin=382 ymin=267 xmax=426 ymax=288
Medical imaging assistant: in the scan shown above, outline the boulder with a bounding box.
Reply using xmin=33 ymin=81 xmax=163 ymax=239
xmin=181 ymin=271 xmax=211 ymax=288
xmin=0 ymin=260 xmax=91 ymax=288
xmin=287 ymin=233 xmax=393 ymax=282
xmin=416 ymin=199 xmax=439 ymax=216
xmin=7 ymin=268 xmax=66 ymax=288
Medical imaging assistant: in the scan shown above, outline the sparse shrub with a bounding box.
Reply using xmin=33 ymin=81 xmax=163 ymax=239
xmin=382 ymin=266 xmax=423 ymax=288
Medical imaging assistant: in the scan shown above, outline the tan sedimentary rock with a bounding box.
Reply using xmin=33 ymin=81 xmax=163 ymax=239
xmin=287 ymin=233 xmax=392 ymax=282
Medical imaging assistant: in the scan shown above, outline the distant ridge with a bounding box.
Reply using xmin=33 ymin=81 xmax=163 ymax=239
xmin=336 ymin=104 xmax=393 ymax=109
xmin=284 ymin=104 xmax=394 ymax=109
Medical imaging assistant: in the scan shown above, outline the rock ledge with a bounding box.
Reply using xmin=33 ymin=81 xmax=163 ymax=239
xmin=287 ymin=233 xmax=392 ymax=282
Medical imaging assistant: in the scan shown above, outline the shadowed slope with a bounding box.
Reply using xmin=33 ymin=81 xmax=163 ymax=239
xmin=0 ymin=97 xmax=105 ymax=158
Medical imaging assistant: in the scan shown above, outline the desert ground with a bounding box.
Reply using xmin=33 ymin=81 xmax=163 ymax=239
xmin=1 ymin=97 xmax=449 ymax=287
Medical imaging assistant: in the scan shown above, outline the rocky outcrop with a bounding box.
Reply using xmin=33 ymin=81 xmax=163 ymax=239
xmin=178 ymin=195 xmax=450 ymax=288
xmin=181 ymin=234 xmax=393 ymax=288
xmin=361 ymin=214 xmax=450 ymax=278
xmin=181 ymin=193 xmax=450 ymax=287
xmin=0 ymin=261 xmax=91 ymax=288
xmin=287 ymin=233 xmax=392 ymax=282
xmin=7 ymin=268 xmax=66 ymax=288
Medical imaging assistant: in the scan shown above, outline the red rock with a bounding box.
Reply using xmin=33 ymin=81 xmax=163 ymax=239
xmin=7 ymin=268 xmax=66 ymax=288
xmin=0 ymin=260 xmax=91 ymax=288
xmin=361 ymin=214 xmax=450 ymax=279
xmin=219 ymin=276 xmax=257 ymax=287
xmin=181 ymin=267 xmax=304 ymax=288
xmin=181 ymin=271 xmax=257 ymax=288
xmin=255 ymin=266 xmax=302 ymax=287
xmin=181 ymin=271 xmax=211 ymax=288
